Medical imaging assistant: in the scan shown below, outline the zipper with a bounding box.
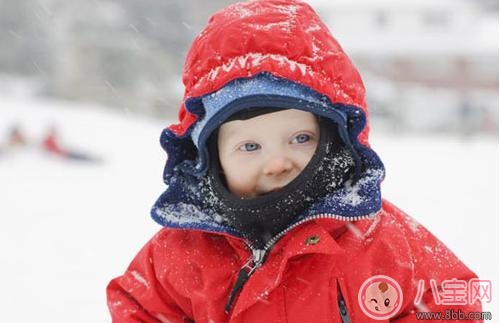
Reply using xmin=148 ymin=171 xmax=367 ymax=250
xmin=224 ymin=248 xmax=267 ymax=313
xmin=337 ymin=280 xmax=351 ymax=323
xmin=260 ymin=212 xmax=373 ymax=252
xmin=224 ymin=212 xmax=374 ymax=313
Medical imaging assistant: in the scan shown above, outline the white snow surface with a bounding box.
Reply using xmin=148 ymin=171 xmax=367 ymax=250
xmin=0 ymin=95 xmax=497 ymax=322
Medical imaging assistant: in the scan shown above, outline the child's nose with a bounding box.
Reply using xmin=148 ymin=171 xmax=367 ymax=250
xmin=263 ymin=155 xmax=293 ymax=176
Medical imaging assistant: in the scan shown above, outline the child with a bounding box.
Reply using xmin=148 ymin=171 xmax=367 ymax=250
xmin=107 ymin=1 xmax=482 ymax=322
xmin=41 ymin=125 xmax=101 ymax=162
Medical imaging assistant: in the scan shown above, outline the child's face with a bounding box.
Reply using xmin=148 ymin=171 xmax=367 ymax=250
xmin=217 ymin=109 xmax=319 ymax=198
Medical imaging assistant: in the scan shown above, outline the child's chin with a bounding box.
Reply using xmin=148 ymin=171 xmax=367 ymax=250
xmin=257 ymin=188 xmax=282 ymax=196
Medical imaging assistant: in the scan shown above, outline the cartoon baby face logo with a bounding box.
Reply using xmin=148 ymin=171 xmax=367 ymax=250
xmin=358 ymin=275 xmax=403 ymax=320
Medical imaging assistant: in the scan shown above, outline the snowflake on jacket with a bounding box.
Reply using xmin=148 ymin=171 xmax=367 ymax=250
xmin=107 ymin=1 xmax=482 ymax=322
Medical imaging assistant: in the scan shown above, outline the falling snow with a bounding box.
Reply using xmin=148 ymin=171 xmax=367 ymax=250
xmin=0 ymin=94 xmax=496 ymax=321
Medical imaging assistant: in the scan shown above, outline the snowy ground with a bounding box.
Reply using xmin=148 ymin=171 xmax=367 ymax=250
xmin=0 ymin=95 xmax=497 ymax=322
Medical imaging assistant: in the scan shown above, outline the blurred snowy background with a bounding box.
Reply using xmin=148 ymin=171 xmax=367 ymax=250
xmin=0 ymin=0 xmax=497 ymax=133
xmin=0 ymin=0 xmax=498 ymax=322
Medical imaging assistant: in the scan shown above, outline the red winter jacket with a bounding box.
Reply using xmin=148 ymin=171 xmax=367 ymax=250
xmin=107 ymin=1 xmax=482 ymax=322
xmin=108 ymin=201 xmax=481 ymax=322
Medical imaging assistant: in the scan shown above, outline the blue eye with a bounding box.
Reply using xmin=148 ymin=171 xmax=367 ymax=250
xmin=239 ymin=142 xmax=261 ymax=152
xmin=293 ymin=134 xmax=311 ymax=144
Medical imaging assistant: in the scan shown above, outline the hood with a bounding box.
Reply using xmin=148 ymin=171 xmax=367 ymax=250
xmin=151 ymin=0 xmax=385 ymax=237
xmin=171 ymin=0 xmax=370 ymax=144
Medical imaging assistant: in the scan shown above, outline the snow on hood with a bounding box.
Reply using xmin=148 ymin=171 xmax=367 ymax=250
xmin=151 ymin=0 xmax=385 ymax=235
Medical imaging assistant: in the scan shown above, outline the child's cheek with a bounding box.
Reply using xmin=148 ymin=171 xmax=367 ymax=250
xmin=225 ymin=174 xmax=255 ymax=198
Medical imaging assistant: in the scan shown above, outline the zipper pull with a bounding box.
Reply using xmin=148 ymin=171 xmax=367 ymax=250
xmin=225 ymin=249 xmax=266 ymax=313
xmin=337 ymin=282 xmax=351 ymax=323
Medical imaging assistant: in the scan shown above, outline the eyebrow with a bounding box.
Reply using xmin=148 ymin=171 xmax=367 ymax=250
xmin=218 ymin=126 xmax=249 ymax=148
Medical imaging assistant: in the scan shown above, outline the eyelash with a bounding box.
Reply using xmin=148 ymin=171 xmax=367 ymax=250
xmin=238 ymin=142 xmax=261 ymax=152
xmin=291 ymin=133 xmax=311 ymax=144
xmin=237 ymin=133 xmax=313 ymax=152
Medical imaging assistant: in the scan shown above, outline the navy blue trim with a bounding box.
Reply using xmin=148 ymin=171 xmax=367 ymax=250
xmin=189 ymin=94 xmax=353 ymax=177
xmin=184 ymin=73 xmax=364 ymax=177
xmin=151 ymin=73 xmax=385 ymax=236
